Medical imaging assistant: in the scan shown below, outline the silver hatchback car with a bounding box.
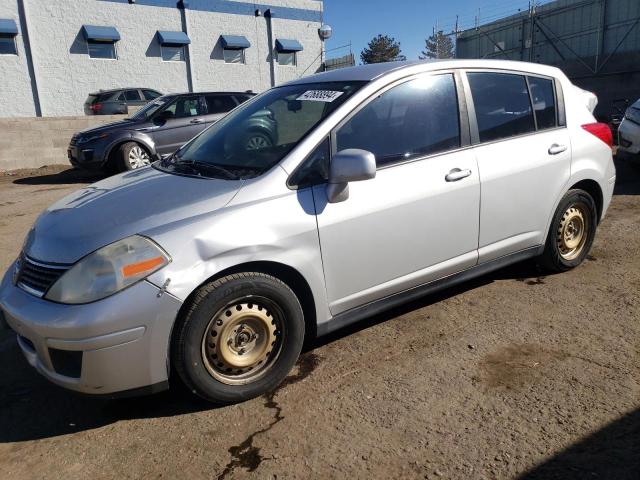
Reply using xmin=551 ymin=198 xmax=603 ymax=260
xmin=1 ymin=60 xmax=616 ymax=403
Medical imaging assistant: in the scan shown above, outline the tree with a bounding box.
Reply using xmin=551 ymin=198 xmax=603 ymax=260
xmin=360 ymin=34 xmax=406 ymax=64
xmin=420 ymin=31 xmax=454 ymax=59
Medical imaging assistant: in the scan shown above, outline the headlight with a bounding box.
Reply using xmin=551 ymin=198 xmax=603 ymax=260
xmin=625 ymin=107 xmax=640 ymax=125
xmin=77 ymin=133 xmax=109 ymax=144
xmin=45 ymin=235 xmax=170 ymax=304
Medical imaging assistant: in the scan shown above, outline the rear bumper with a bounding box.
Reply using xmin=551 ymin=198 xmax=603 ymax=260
xmin=618 ymin=118 xmax=640 ymax=155
xmin=0 ymin=264 xmax=182 ymax=395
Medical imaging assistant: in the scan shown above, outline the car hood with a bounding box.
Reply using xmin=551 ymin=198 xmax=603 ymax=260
xmin=77 ymin=119 xmax=142 ymax=136
xmin=25 ymin=167 xmax=242 ymax=264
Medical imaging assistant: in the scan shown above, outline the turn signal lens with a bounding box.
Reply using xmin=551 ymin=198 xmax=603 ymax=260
xmin=122 ymin=256 xmax=165 ymax=278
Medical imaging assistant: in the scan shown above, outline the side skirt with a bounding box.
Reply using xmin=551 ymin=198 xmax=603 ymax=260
xmin=318 ymin=246 xmax=542 ymax=337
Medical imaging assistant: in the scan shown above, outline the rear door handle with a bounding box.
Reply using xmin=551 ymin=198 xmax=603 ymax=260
xmin=190 ymin=118 xmax=205 ymax=124
xmin=548 ymin=143 xmax=568 ymax=155
xmin=445 ymin=168 xmax=472 ymax=182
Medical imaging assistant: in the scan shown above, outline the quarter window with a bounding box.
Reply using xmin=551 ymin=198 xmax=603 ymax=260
xmin=0 ymin=36 xmax=17 ymax=55
xmin=336 ymin=74 xmax=461 ymax=167
xmin=223 ymin=48 xmax=245 ymax=64
xmin=528 ymin=76 xmax=557 ymax=130
xmin=162 ymin=45 xmax=185 ymax=62
xmin=87 ymin=40 xmax=116 ymax=59
xmin=467 ymin=72 xmax=536 ymax=143
xmin=278 ymin=51 xmax=296 ymax=66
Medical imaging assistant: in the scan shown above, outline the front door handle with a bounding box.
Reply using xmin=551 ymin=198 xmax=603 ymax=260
xmin=190 ymin=118 xmax=205 ymax=124
xmin=548 ymin=143 xmax=568 ymax=155
xmin=445 ymin=168 xmax=472 ymax=182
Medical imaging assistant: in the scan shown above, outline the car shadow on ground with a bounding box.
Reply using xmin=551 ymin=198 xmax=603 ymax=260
xmin=12 ymin=167 xmax=106 ymax=185
xmin=518 ymin=407 xmax=640 ymax=480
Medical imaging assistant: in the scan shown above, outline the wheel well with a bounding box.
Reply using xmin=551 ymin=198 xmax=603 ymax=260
xmin=569 ymin=179 xmax=603 ymax=222
xmin=106 ymin=140 xmax=151 ymax=168
xmin=180 ymin=261 xmax=317 ymax=342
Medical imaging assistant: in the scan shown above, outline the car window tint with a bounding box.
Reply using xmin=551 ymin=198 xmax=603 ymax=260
xmin=528 ymin=76 xmax=557 ymax=130
xmin=125 ymin=90 xmax=141 ymax=101
xmin=233 ymin=94 xmax=253 ymax=104
xmin=205 ymin=95 xmax=237 ymax=114
xmin=113 ymin=92 xmax=125 ymax=102
xmin=336 ymin=74 xmax=461 ymax=167
xmin=165 ymin=96 xmax=206 ymax=118
xmin=143 ymin=90 xmax=162 ymax=100
xmin=289 ymin=138 xmax=330 ymax=187
xmin=467 ymin=72 xmax=535 ymax=143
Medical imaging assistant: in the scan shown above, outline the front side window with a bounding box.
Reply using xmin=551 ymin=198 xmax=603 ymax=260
xmin=125 ymin=90 xmax=141 ymax=102
xmin=528 ymin=76 xmax=557 ymax=130
xmin=205 ymin=95 xmax=237 ymax=114
xmin=223 ymin=48 xmax=245 ymax=64
xmin=163 ymin=96 xmax=206 ymax=118
xmin=88 ymin=40 xmax=117 ymax=59
xmin=336 ymin=74 xmax=461 ymax=167
xmin=0 ymin=36 xmax=17 ymax=55
xmin=162 ymin=45 xmax=185 ymax=62
xmin=278 ymin=51 xmax=296 ymax=66
xmin=156 ymin=81 xmax=364 ymax=179
xmin=143 ymin=89 xmax=162 ymax=100
xmin=467 ymin=72 xmax=535 ymax=143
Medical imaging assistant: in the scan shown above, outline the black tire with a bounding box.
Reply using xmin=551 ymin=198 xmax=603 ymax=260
xmin=172 ymin=273 xmax=305 ymax=404
xmin=538 ymin=189 xmax=598 ymax=273
xmin=118 ymin=142 xmax=151 ymax=172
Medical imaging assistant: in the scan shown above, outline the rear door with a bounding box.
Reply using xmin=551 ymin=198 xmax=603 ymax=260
xmin=313 ymin=73 xmax=481 ymax=315
xmin=204 ymin=94 xmax=239 ymax=126
xmin=464 ymin=70 xmax=571 ymax=262
xmin=150 ymin=95 xmax=208 ymax=156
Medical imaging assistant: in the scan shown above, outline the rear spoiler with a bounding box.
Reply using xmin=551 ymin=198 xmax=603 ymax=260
xmin=574 ymin=86 xmax=598 ymax=113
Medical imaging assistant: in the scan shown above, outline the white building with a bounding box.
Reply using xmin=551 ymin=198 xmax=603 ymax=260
xmin=0 ymin=0 xmax=325 ymax=117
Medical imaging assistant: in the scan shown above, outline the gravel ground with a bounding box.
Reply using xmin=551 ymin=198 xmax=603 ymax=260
xmin=0 ymin=159 xmax=638 ymax=480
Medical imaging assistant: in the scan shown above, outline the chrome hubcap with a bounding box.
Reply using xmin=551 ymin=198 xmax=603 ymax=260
xmin=201 ymin=299 xmax=282 ymax=385
xmin=246 ymin=135 xmax=270 ymax=150
xmin=128 ymin=146 xmax=150 ymax=169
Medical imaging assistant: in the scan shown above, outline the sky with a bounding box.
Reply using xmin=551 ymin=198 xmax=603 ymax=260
xmin=322 ymin=0 xmax=554 ymax=62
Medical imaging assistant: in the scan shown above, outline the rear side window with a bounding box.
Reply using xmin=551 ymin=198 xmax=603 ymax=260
xmin=467 ymin=72 xmax=535 ymax=143
xmin=143 ymin=89 xmax=162 ymax=100
xmin=205 ymin=95 xmax=237 ymax=114
xmin=125 ymin=90 xmax=141 ymax=101
xmin=336 ymin=74 xmax=460 ymax=167
xmin=528 ymin=76 xmax=557 ymax=130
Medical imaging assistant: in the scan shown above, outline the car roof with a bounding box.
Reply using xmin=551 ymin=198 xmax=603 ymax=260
xmin=89 ymin=88 xmax=161 ymax=95
xmin=282 ymin=59 xmax=564 ymax=86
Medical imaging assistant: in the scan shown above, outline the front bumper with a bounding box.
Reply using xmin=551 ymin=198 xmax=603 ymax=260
xmin=618 ymin=118 xmax=640 ymax=155
xmin=0 ymin=264 xmax=182 ymax=395
xmin=67 ymin=141 xmax=108 ymax=170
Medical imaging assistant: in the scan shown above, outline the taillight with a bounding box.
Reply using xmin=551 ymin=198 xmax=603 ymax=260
xmin=90 ymin=103 xmax=103 ymax=112
xmin=581 ymin=122 xmax=613 ymax=149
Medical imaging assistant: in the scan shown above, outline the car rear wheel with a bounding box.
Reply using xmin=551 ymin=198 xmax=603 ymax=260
xmin=172 ymin=273 xmax=305 ymax=404
xmin=538 ymin=189 xmax=598 ymax=272
xmin=119 ymin=142 xmax=151 ymax=171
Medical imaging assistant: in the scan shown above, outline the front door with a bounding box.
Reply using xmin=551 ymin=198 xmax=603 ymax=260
xmin=313 ymin=73 xmax=481 ymax=315
xmin=151 ymin=95 xmax=208 ymax=156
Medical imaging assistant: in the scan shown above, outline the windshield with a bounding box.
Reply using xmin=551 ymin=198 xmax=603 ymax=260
xmin=130 ymin=97 xmax=172 ymax=121
xmin=155 ymin=82 xmax=364 ymax=179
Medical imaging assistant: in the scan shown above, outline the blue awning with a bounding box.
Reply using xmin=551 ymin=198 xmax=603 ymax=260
xmin=220 ymin=35 xmax=250 ymax=50
xmin=157 ymin=30 xmax=190 ymax=46
xmin=0 ymin=19 xmax=18 ymax=36
xmin=81 ymin=25 xmax=120 ymax=42
xmin=275 ymin=39 xmax=303 ymax=52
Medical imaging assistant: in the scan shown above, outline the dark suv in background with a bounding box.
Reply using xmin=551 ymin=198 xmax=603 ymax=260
xmin=69 ymin=91 xmax=269 ymax=172
xmin=84 ymin=88 xmax=163 ymax=115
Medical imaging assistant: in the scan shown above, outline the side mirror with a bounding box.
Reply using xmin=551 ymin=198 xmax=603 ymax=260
xmin=326 ymin=149 xmax=376 ymax=203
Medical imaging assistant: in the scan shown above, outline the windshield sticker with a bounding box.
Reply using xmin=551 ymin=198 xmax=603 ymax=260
xmin=296 ymin=90 xmax=344 ymax=102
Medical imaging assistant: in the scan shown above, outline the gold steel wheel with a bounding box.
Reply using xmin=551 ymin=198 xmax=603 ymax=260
xmin=556 ymin=203 xmax=590 ymax=261
xmin=201 ymin=298 xmax=283 ymax=385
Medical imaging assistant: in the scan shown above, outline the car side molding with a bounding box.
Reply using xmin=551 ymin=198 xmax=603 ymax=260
xmin=318 ymin=245 xmax=543 ymax=337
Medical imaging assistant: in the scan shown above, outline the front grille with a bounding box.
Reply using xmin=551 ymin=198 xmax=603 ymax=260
xmin=16 ymin=255 xmax=70 ymax=298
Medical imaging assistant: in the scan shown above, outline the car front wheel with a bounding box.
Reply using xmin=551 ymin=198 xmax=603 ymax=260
xmin=539 ymin=189 xmax=598 ymax=272
xmin=119 ymin=142 xmax=151 ymax=171
xmin=172 ymin=273 xmax=305 ymax=404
